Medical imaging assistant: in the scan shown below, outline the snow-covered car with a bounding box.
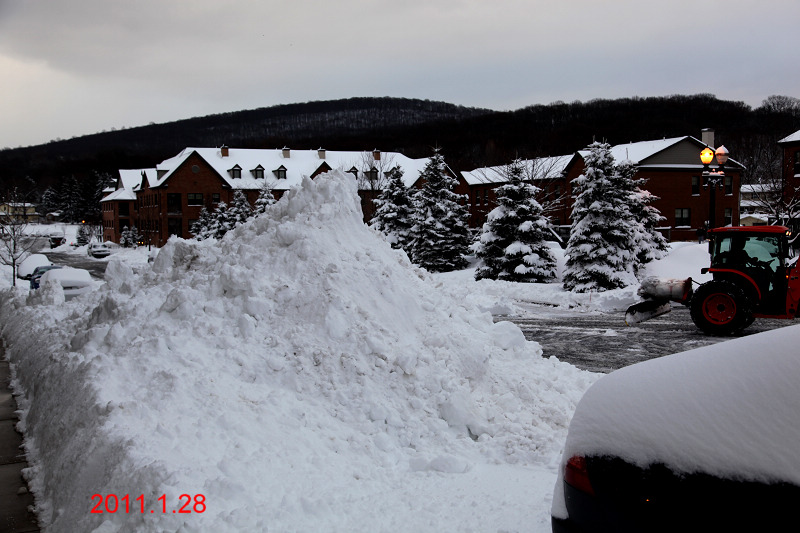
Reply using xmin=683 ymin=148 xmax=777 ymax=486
xmin=87 ymin=242 xmax=111 ymax=258
xmin=29 ymin=265 xmax=63 ymax=290
xmin=49 ymin=232 xmax=66 ymax=248
xmin=37 ymin=267 xmax=94 ymax=299
xmin=17 ymin=254 xmax=52 ymax=279
xmin=552 ymin=325 xmax=800 ymax=533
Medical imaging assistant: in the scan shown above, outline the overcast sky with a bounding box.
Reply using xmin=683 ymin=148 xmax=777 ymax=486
xmin=0 ymin=0 xmax=798 ymax=149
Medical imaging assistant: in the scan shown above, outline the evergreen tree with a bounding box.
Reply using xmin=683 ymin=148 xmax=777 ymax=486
xmin=474 ymin=159 xmax=557 ymax=282
xmin=212 ymin=202 xmax=232 ymax=239
xmin=408 ymin=149 xmax=471 ymax=272
xmin=227 ymin=190 xmax=253 ymax=227
xmin=76 ymin=224 xmax=90 ymax=246
xmin=120 ymin=225 xmax=141 ymax=248
xmin=39 ymin=186 xmax=61 ymax=217
xmin=616 ymin=161 xmax=669 ymax=275
xmin=59 ymin=176 xmax=82 ymax=223
xmin=253 ymin=184 xmax=277 ymax=215
xmin=563 ymin=142 xmax=638 ymax=292
xmin=191 ymin=207 xmax=215 ymax=240
xmin=370 ymin=165 xmax=415 ymax=250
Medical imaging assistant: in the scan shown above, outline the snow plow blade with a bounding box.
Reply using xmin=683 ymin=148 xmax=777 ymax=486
xmin=625 ymin=299 xmax=672 ymax=325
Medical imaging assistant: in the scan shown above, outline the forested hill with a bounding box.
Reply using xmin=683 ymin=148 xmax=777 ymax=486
xmin=2 ymin=94 xmax=799 ymax=194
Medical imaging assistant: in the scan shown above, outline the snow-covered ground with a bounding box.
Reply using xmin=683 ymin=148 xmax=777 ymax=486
xmin=0 ymin=173 xmax=755 ymax=532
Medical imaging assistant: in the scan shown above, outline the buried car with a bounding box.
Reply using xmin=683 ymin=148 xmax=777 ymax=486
xmin=37 ymin=267 xmax=94 ymax=299
xmin=87 ymin=242 xmax=112 ymax=258
xmin=17 ymin=253 xmax=52 ymax=279
xmin=552 ymin=324 xmax=800 ymax=532
xmin=29 ymin=265 xmax=62 ymax=289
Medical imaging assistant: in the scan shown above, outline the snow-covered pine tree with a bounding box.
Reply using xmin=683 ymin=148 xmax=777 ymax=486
xmin=76 ymin=225 xmax=90 ymax=246
xmin=563 ymin=142 xmax=638 ymax=292
xmin=212 ymin=202 xmax=231 ymax=239
xmin=616 ymin=160 xmax=669 ymax=276
xmin=191 ymin=207 xmax=215 ymax=240
xmin=408 ymin=149 xmax=471 ymax=272
xmin=120 ymin=225 xmax=133 ymax=247
xmin=253 ymin=184 xmax=277 ymax=216
xmin=227 ymin=190 xmax=253 ymax=228
xmin=474 ymin=159 xmax=557 ymax=282
xmin=370 ymin=165 xmax=415 ymax=251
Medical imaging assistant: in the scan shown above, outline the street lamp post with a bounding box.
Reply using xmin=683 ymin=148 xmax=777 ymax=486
xmin=700 ymin=145 xmax=729 ymax=229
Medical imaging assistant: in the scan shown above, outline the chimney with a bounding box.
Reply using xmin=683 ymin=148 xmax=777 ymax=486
xmin=282 ymin=147 xmax=290 ymax=158
xmin=373 ymin=149 xmax=381 ymax=161
xmin=701 ymin=128 xmax=715 ymax=148
xmin=317 ymin=148 xmax=326 ymax=159
xmin=220 ymin=145 xmax=229 ymax=157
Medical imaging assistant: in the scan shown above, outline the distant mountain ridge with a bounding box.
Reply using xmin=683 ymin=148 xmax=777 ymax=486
xmin=1 ymin=94 xmax=798 ymax=194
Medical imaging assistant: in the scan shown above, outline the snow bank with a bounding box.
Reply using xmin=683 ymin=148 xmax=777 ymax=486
xmin=1 ymin=172 xmax=595 ymax=532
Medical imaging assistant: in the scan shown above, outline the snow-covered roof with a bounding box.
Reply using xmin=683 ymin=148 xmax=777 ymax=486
xmin=118 ymin=169 xmax=146 ymax=191
xmin=461 ymin=155 xmax=572 ymax=186
xmin=576 ymin=136 xmax=744 ymax=170
xmin=605 ymin=137 xmax=686 ymax=164
xmin=154 ymin=147 xmax=430 ymax=190
xmin=778 ymin=129 xmax=800 ymax=144
xmin=100 ymin=188 xmax=137 ymax=202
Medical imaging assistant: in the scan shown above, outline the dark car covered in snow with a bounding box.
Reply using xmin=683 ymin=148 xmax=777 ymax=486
xmin=552 ymin=325 xmax=800 ymax=532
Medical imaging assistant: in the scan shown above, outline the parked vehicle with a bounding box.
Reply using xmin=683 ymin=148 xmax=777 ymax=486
xmin=17 ymin=254 xmax=52 ymax=279
xmin=87 ymin=242 xmax=111 ymax=258
xmin=30 ymin=265 xmax=63 ymax=290
xmin=37 ymin=267 xmax=94 ymax=299
xmin=626 ymin=226 xmax=798 ymax=334
xmin=552 ymin=325 xmax=800 ymax=532
xmin=48 ymin=232 xmax=66 ymax=248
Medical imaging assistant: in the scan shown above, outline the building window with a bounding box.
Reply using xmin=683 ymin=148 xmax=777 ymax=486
xmin=724 ymin=208 xmax=732 ymax=226
xmin=724 ymin=176 xmax=733 ymax=195
xmin=273 ymin=166 xmax=287 ymax=180
xmin=167 ymin=193 xmax=181 ymax=214
xmin=212 ymin=193 xmax=220 ymax=204
xmin=675 ymin=208 xmax=691 ymax=227
xmin=692 ymin=176 xmax=700 ymax=195
xmin=794 ymin=151 xmax=800 ymax=175
xmin=366 ymin=167 xmax=378 ymax=183
xmin=252 ymin=166 xmax=264 ymax=179
xmin=347 ymin=166 xmax=359 ymax=179
xmin=229 ymin=165 xmax=242 ymax=179
xmin=167 ymin=217 xmax=182 ymax=238
xmin=484 ymin=190 xmax=489 ymax=208
xmin=119 ymin=203 xmax=129 ymax=216
xmin=187 ymin=193 xmax=203 ymax=206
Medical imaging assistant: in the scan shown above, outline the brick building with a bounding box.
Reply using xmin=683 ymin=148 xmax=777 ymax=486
xmin=777 ymin=129 xmax=800 ymax=233
xmin=101 ymin=147 xmax=429 ymax=247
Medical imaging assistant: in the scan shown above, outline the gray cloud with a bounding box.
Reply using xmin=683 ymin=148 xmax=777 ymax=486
xmin=0 ymin=0 xmax=798 ymax=147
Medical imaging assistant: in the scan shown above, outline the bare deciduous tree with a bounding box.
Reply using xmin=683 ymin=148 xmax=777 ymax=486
xmin=0 ymin=188 xmax=41 ymax=286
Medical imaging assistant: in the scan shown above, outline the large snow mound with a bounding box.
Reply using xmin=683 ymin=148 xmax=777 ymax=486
xmin=1 ymin=172 xmax=595 ymax=532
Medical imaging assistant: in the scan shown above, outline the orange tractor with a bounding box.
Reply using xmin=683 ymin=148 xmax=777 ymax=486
xmin=626 ymin=226 xmax=799 ymax=335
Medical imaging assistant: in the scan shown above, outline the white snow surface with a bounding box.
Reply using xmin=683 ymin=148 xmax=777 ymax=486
xmin=1 ymin=172 xmax=597 ymax=532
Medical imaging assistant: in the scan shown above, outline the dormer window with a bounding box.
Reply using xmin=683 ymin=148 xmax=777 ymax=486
xmin=273 ymin=165 xmax=287 ymax=180
xmin=252 ymin=165 xmax=265 ymax=179
xmin=366 ymin=167 xmax=378 ymax=182
xmin=229 ymin=165 xmax=242 ymax=179
xmin=348 ymin=166 xmax=359 ymax=179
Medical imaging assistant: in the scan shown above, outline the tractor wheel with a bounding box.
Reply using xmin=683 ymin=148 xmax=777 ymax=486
xmin=690 ymin=281 xmax=752 ymax=336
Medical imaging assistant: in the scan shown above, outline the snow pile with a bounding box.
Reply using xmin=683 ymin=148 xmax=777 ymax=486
xmin=1 ymin=172 xmax=595 ymax=532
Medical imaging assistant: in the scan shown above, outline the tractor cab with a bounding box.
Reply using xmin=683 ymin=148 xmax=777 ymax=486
xmin=707 ymin=226 xmax=793 ymax=315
